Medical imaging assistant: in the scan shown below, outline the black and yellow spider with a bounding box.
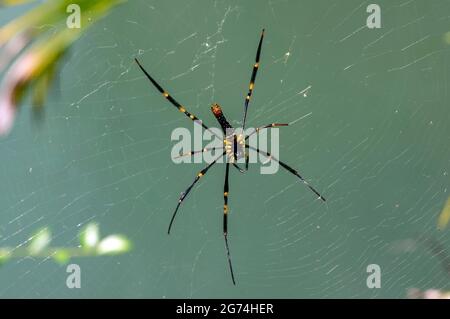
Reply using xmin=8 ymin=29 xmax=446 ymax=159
xmin=135 ymin=29 xmax=326 ymax=285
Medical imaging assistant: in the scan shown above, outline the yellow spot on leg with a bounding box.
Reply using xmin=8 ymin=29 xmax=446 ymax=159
xmin=163 ymin=92 xmax=169 ymax=98
xmin=249 ymin=82 xmax=254 ymax=90
xmin=224 ymin=205 xmax=228 ymax=213
xmin=198 ymin=172 xmax=204 ymax=177
xmin=254 ymin=63 xmax=259 ymax=68
xmin=179 ymin=107 xmax=186 ymax=112
xmin=224 ymin=192 xmax=228 ymax=197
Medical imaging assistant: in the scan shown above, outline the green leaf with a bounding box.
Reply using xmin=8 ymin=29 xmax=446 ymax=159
xmin=437 ymin=196 xmax=450 ymax=230
xmin=31 ymin=60 xmax=57 ymax=109
xmin=0 ymin=0 xmax=36 ymax=7
xmin=0 ymin=248 xmax=11 ymax=265
xmin=79 ymin=223 xmax=100 ymax=250
xmin=444 ymin=31 xmax=450 ymax=45
xmin=52 ymin=249 xmax=70 ymax=265
xmin=97 ymin=235 xmax=131 ymax=255
xmin=0 ymin=0 xmax=125 ymax=136
xmin=28 ymin=227 xmax=51 ymax=255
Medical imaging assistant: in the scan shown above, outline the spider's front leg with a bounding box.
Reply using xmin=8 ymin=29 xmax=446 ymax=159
xmin=245 ymin=123 xmax=289 ymax=142
xmin=243 ymin=123 xmax=288 ymax=172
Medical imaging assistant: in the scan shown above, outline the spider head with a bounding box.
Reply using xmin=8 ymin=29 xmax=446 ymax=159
xmin=211 ymin=103 xmax=232 ymax=133
xmin=211 ymin=103 xmax=223 ymax=116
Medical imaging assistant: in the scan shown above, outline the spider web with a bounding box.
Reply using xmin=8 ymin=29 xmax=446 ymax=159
xmin=0 ymin=0 xmax=449 ymax=298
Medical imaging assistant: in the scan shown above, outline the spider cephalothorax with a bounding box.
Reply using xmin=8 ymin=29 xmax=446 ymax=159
xmin=211 ymin=103 xmax=246 ymax=163
xmin=135 ymin=29 xmax=326 ymax=285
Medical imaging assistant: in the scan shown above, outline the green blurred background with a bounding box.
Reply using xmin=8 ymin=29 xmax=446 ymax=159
xmin=0 ymin=0 xmax=449 ymax=298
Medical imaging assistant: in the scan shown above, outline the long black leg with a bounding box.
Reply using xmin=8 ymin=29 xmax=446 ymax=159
xmin=245 ymin=152 xmax=250 ymax=171
xmin=243 ymin=123 xmax=288 ymax=171
xmin=245 ymin=123 xmax=289 ymax=141
xmin=168 ymin=151 xmax=226 ymax=234
xmin=174 ymin=146 xmax=223 ymax=159
xmin=135 ymin=58 xmax=219 ymax=137
xmin=174 ymin=148 xmax=244 ymax=173
xmin=231 ymin=134 xmax=245 ymax=173
xmin=242 ymin=29 xmax=265 ymax=130
xmin=233 ymin=134 xmax=238 ymax=162
xmin=246 ymin=145 xmax=326 ymax=201
xmin=223 ymin=162 xmax=236 ymax=285
xmin=232 ymin=163 xmax=245 ymax=173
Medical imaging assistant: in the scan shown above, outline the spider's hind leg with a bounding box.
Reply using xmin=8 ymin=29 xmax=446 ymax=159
xmin=168 ymin=152 xmax=225 ymax=234
xmin=246 ymin=145 xmax=326 ymax=201
xmin=223 ymin=162 xmax=236 ymax=285
xmin=232 ymin=163 xmax=245 ymax=173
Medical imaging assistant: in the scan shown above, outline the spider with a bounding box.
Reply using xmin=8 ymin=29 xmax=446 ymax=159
xmin=134 ymin=29 xmax=326 ymax=285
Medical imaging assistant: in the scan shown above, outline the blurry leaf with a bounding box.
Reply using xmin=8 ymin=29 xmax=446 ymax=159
xmin=28 ymin=227 xmax=51 ymax=255
xmin=408 ymin=288 xmax=450 ymax=299
xmin=445 ymin=31 xmax=450 ymax=45
xmin=31 ymin=59 xmax=56 ymax=109
xmin=438 ymin=196 xmax=450 ymax=230
xmin=52 ymin=249 xmax=70 ymax=265
xmin=0 ymin=222 xmax=132 ymax=266
xmin=0 ymin=1 xmax=62 ymax=46
xmin=0 ymin=32 xmax=30 ymax=73
xmin=97 ymin=235 xmax=131 ymax=255
xmin=0 ymin=28 xmax=75 ymax=134
xmin=0 ymin=0 xmax=125 ymax=135
xmin=0 ymin=248 xmax=11 ymax=265
xmin=0 ymin=0 xmax=35 ymax=7
xmin=80 ymin=222 xmax=100 ymax=250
